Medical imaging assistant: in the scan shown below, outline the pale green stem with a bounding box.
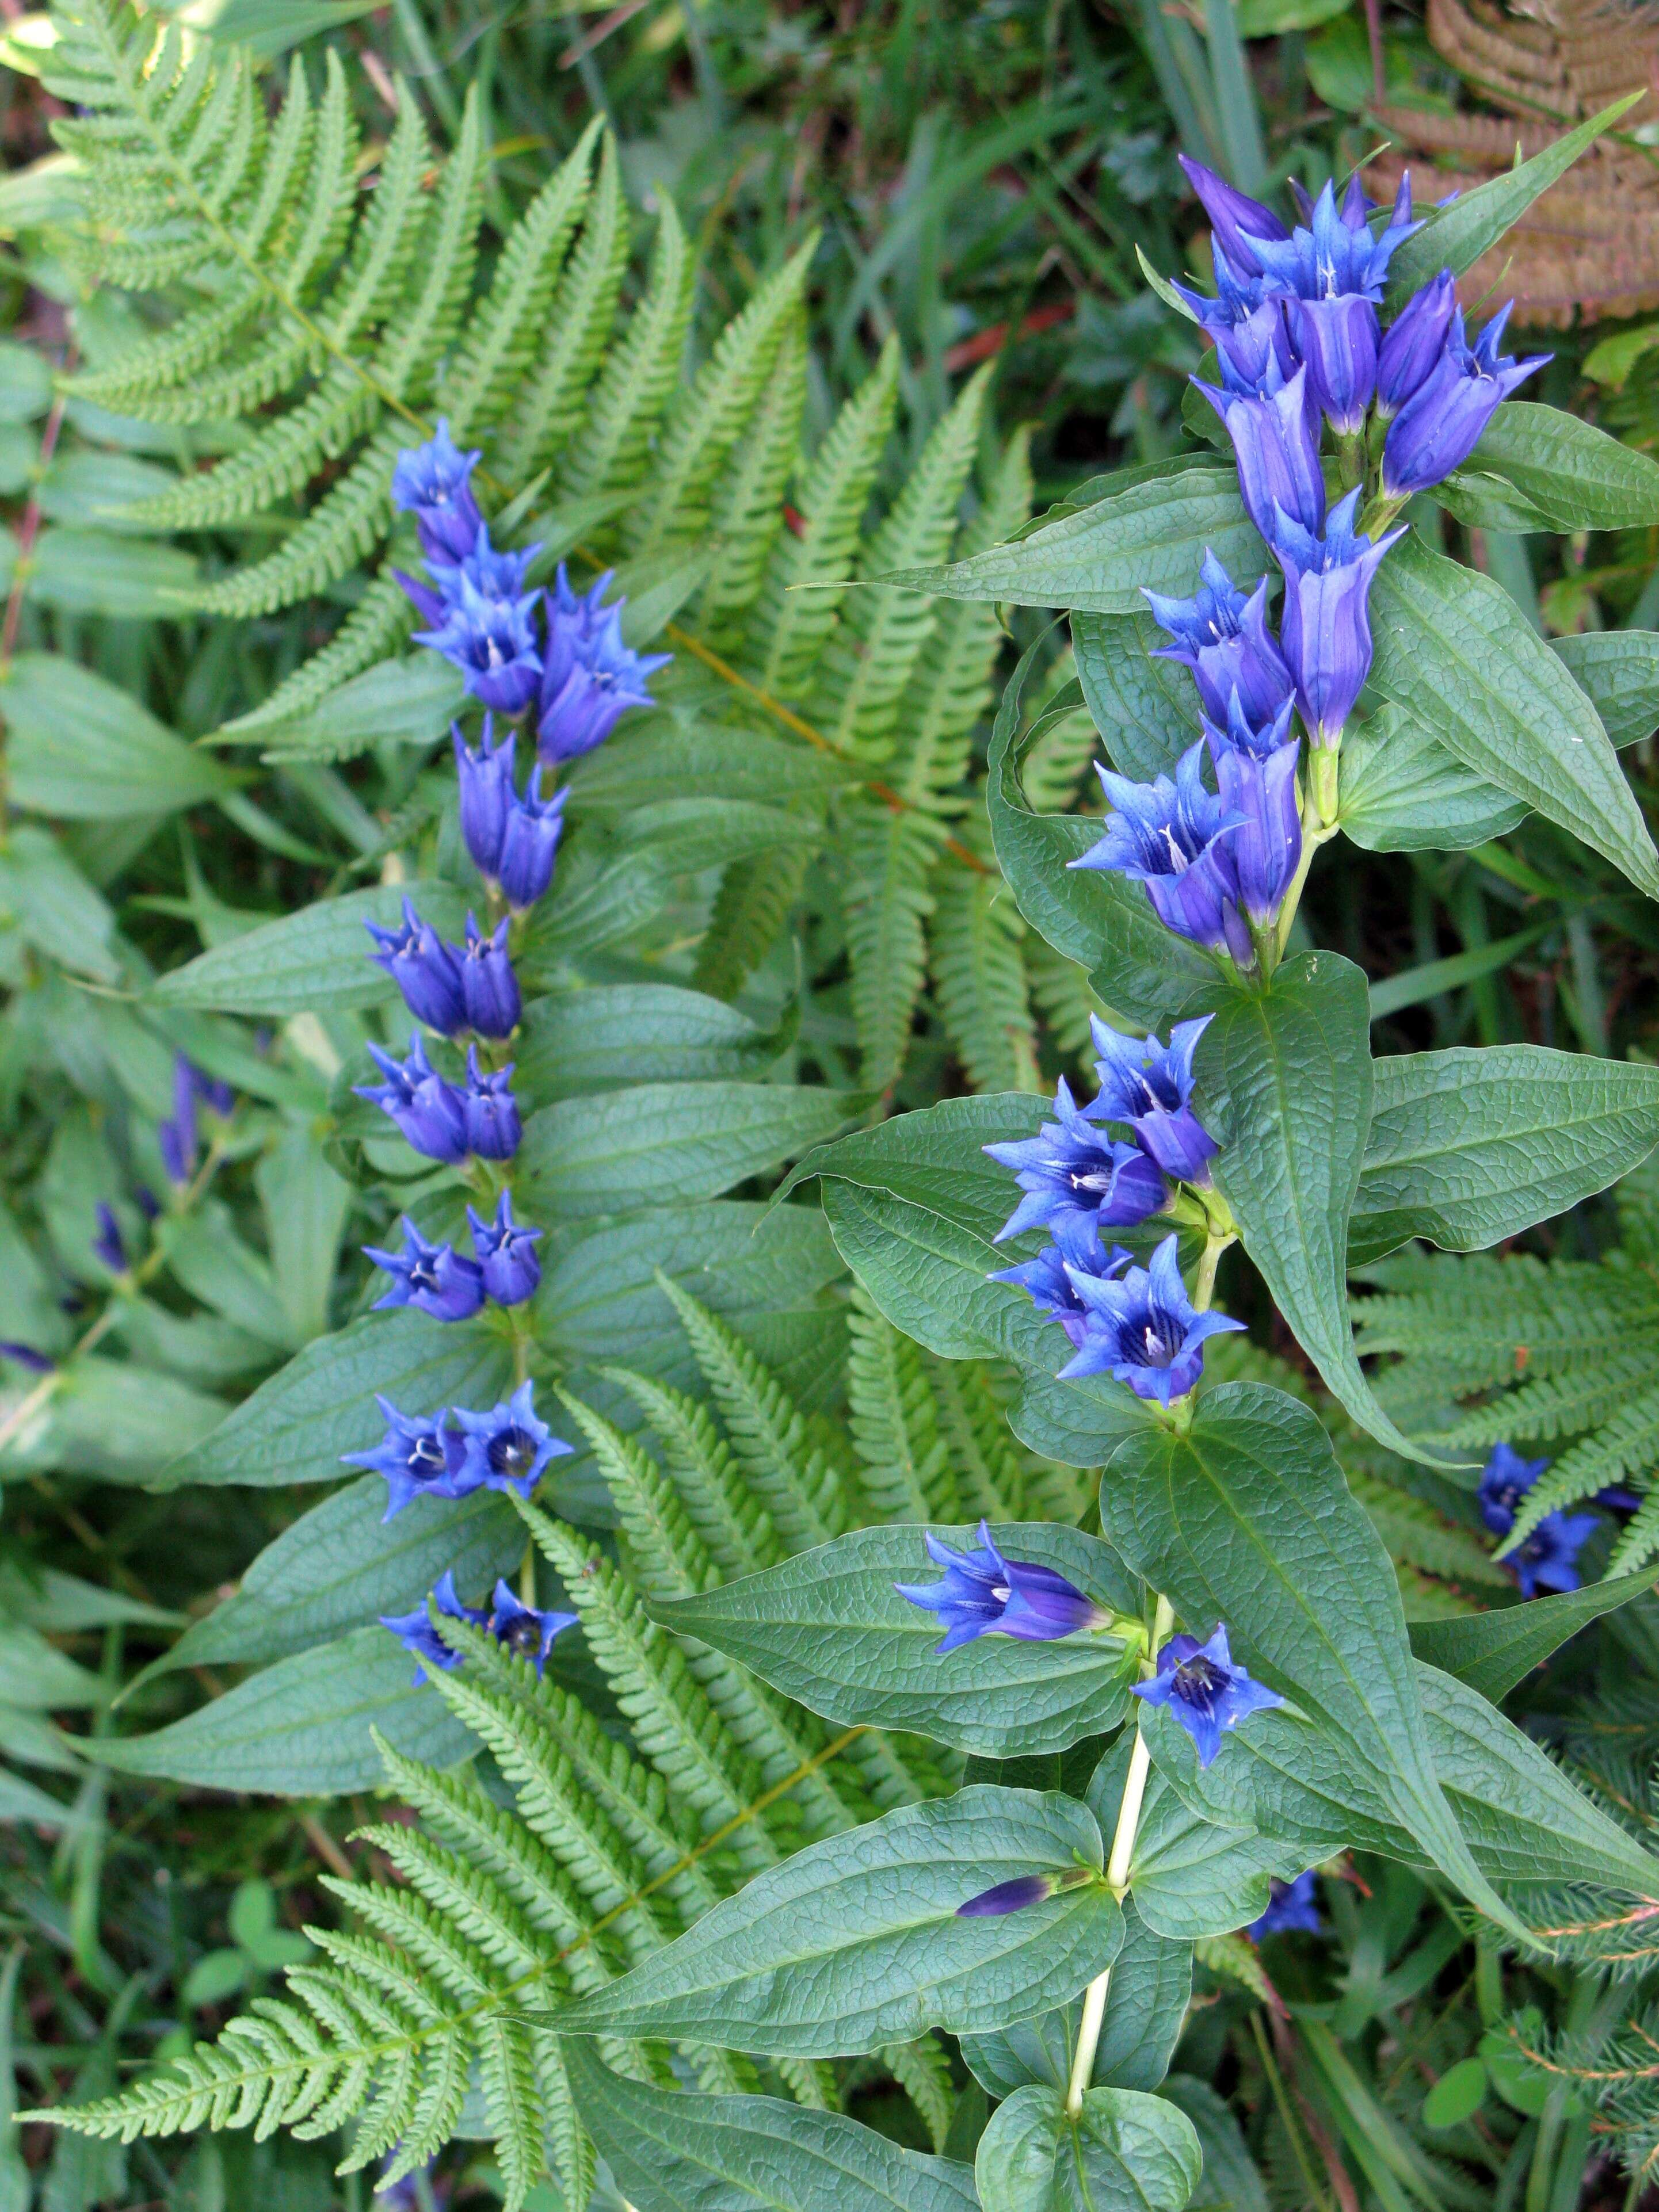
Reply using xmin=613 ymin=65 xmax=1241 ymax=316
xmin=1193 ymin=1231 xmax=1234 ymax=1314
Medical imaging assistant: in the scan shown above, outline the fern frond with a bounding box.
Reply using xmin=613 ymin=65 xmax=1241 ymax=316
xmin=843 ymin=801 xmax=944 ymax=1094
xmin=846 ymin=1285 xmax=951 ymax=1521
xmin=601 ymin=1366 xmax=785 ymax=1578
xmin=478 ymin=2014 xmax=546 ymax=2212
xmin=932 ymin=858 xmax=1039 ymax=1094
xmin=190 ymin=426 xmax=402 ymax=618
xmin=691 ymin=843 xmax=811 ymax=1003
xmin=559 ymin=195 xmax=695 ymax=503
xmin=932 ymin=1358 xmax=1085 ymax=1522
xmin=228 ymin=575 xmax=416 ymax=733
xmin=695 ymin=315 xmax=811 ymax=640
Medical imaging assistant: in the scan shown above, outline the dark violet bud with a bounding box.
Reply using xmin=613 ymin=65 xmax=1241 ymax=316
xmin=459 ymin=1046 xmax=520 ymax=1160
xmin=1087 ymin=1015 xmax=1220 ymax=1190
xmin=1059 ymin=1233 xmax=1244 ymax=1405
xmin=1375 ymin=269 xmax=1457 ymax=417
xmin=354 ymin=1034 xmax=471 ymax=1164
xmin=485 ymin=1579 xmax=579 ymax=1674
xmin=1145 ymin=553 xmax=1294 ymax=731
xmin=391 ymin=419 xmax=485 ymax=564
xmin=92 ymin=1201 xmax=128 ymax=1275
xmin=459 ymin=913 xmax=520 ymax=1040
xmin=1249 ymin=1870 xmax=1322 ymax=1942
xmin=1071 ymin=742 xmax=1252 ymax=968
xmin=1380 ymin=301 xmax=1550 ymax=498
xmin=1477 ymin=1442 xmax=1548 ymax=1537
xmin=990 ymin=1213 xmax=1131 ymax=1349
xmin=467 ymin=1190 xmax=543 ymax=1307
xmin=156 ymin=1053 xmax=200 ymax=1189
xmin=134 ymin=1186 xmax=161 ymax=1222
xmin=394 ymin=566 xmax=448 ymax=629
xmin=453 ymin=717 xmax=516 ymax=881
xmin=1133 ymin=1622 xmax=1284 ymax=1766
xmin=496 ymin=768 xmax=567 ymax=912
xmin=415 ymin=576 xmax=544 ymax=718
xmin=894 ymin=1520 xmax=1111 ymax=1654
xmin=1286 ymin=293 xmax=1378 ymax=436
xmin=1195 ymin=364 xmax=1325 ymax=546
xmin=983 ymin=1077 xmax=1168 ymax=1244
xmin=1271 ymin=489 xmax=1405 ymax=749
xmin=363 ymin=1217 xmax=486 ymax=1323
xmin=365 ymin=897 xmax=468 ymax=1037
xmin=0 ymin=1340 xmax=55 ymax=1373
xmin=1211 ymin=733 xmax=1302 ymax=933
xmin=1509 ymin=1510 xmax=1597 ymax=1599
xmin=1178 ymin=155 xmax=1289 ymax=278
xmin=189 ymin=1066 xmax=234 ymax=1119
xmin=957 ymin=1874 xmax=1058 ymax=1918
xmin=454 ymin=1379 xmax=572 ymax=1499
xmin=344 ymin=1395 xmax=480 ymax=1521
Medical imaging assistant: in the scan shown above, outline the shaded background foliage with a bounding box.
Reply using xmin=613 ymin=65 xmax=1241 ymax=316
xmin=3 ymin=0 xmax=1659 ymax=2207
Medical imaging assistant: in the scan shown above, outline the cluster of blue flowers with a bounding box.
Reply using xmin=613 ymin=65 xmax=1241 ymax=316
xmin=93 ymin=1053 xmax=235 ymax=1281
xmin=1474 ymin=1440 xmax=1628 ymax=1599
xmin=382 ymin=1570 xmax=578 ymax=1686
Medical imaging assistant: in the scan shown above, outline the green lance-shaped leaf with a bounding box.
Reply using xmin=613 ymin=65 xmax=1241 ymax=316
xmin=1100 ymin=1382 xmax=1530 ymax=1938
xmin=2 ymin=652 xmax=238 ymax=817
xmin=1445 ymin=403 xmax=1659 ymax=533
xmin=974 ymin=2083 xmax=1203 ymax=2212
xmin=560 ymin=2041 xmax=979 ymax=2212
xmin=651 ymin=1522 xmax=1138 ymax=1757
xmin=1337 ymin=701 xmax=1528 ymax=855
xmin=1554 ymin=630 xmax=1659 ymax=750
xmin=1196 ymin=951 xmax=1442 ymax=1466
xmin=1349 ymin=1046 xmax=1659 ymax=1266
xmin=548 ymin=1785 xmax=1123 ymax=2056
xmin=1368 ymin=534 xmax=1659 ymax=901
xmin=150 ymin=881 xmax=472 ymax=1017
xmin=1071 ymin=610 xmax=1193 ymax=781
xmin=1408 ymin=1573 xmax=1657 ymax=1705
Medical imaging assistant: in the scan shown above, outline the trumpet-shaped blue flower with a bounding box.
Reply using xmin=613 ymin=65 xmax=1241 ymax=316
xmin=895 ymin=1521 xmax=1110 ymax=1654
xmin=459 ymin=914 xmax=520 ymax=1040
xmin=983 ymin=1079 xmax=1168 ymax=1243
xmin=454 ymin=1380 xmax=571 ymax=1498
xmin=1195 ymin=362 xmax=1325 ymax=545
xmin=1375 ymin=269 xmax=1458 ymax=417
xmin=483 ymin=1579 xmax=579 ymax=1674
xmin=1211 ymin=727 xmax=1302 ymax=932
xmin=1145 ymin=553 xmax=1294 ymax=730
xmin=356 ymin=1034 xmax=470 ymax=1164
xmin=453 ymin=723 xmax=569 ymax=910
xmin=365 ymin=898 xmax=467 ymax=1037
xmin=1509 ymin=1509 xmax=1599 ymax=1599
xmin=467 ymin=1190 xmax=542 ymax=1307
xmin=990 ymin=1212 xmax=1132 ymax=1346
xmin=1286 ymin=292 xmax=1378 ymax=435
xmin=1271 ymin=489 xmax=1405 ymax=748
xmin=1477 ymin=1442 xmax=1550 ymax=1536
xmin=1211 ymin=301 xmax=1296 ymax=395
xmin=1381 ymin=301 xmax=1550 ymax=498
xmin=1134 ymin=1623 xmax=1284 ymax=1766
xmin=495 ymin=769 xmax=567 ymax=910
xmin=430 ymin=525 xmax=539 ymax=608
xmin=459 ymin=1046 xmax=520 ymax=1160
xmin=1059 ymin=1233 xmax=1245 ymax=1403
xmin=1249 ymin=1870 xmax=1322 ymax=1941
xmin=1178 ymin=156 xmax=1290 ymax=278
xmin=391 ymin=419 xmax=483 ymax=563
xmin=537 ymin=579 xmax=671 ymax=764
xmin=92 ymin=1201 xmax=128 ymax=1275
xmin=363 ymin=1217 xmax=485 ymax=1322
xmin=416 ymin=575 xmax=543 ymax=717
xmin=378 ymin=1570 xmax=483 ymax=1680
xmin=343 ymin=1396 xmax=478 ymax=1520
xmin=1244 ymin=174 xmax=1420 ymax=303
xmin=157 ymin=1053 xmax=200 ymax=1188
xmin=380 ymin=1571 xmax=578 ymax=1684
xmin=1172 ymin=238 xmax=1276 ymax=335
xmin=1087 ymin=1014 xmax=1219 ymax=1187
xmin=1073 ymin=741 xmax=1249 ymax=966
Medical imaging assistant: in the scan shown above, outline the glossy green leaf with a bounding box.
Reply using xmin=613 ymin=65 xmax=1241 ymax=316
xmin=515 ymin=983 xmax=790 ymax=1102
xmin=1369 ymin=535 xmax=1659 ymax=900
xmin=1408 ymin=1572 xmax=1656 ymax=1703
xmin=561 ymin=2040 xmax=979 ymax=2212
xmin=150 ymin=881 xmax=471 ymax=1016
xmin=1422 ymin=2058 xmax=1488 ymax=2130
xmin=1338 ymin=703 xmax=1527 ymax=854
xmin=2 ymin=654 xmax=235 ymax=817
xmin=1070 ymin=610 xmax=1192 ymax=780
xmin=1092 ymin=1735 xmax=1286 ymax=1940
xmin=1448 ymin=402 xmax=1659 ymax=531
xmin=29 ymin=526 xmax=197 ymax=617
xmin=974 ymin=2083 xmax=1202 ymax=2212
xmin=552 ymin=1786 xmax=1123 ymax=2055
xmin=1553 ymin=629 xmax=1659 ymax=749
xmin=652 ymin=1522 xmax=1138 ymax=1756
xmin=239 ymin=654 xmax=466 ymax=763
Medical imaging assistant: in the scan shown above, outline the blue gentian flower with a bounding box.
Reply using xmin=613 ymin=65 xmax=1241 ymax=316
xmin=1087 ymin=1015 xmax=1219 ymax=1189
xmin=380 ymin=1571 xmax=578 ymax=1684
xmin=344 ymin=1396 xmax=479 ymax=1520
xmin=1059 ymin=1232 xmax=1245 ymax=1403
xmin=1194 ymin=362 xmax=1326 ymax=544
xmin=458 ymin=1046 xmax=521 ymax=1160
xmin=1242 ymin=174 xmax=1421 ymax=304
xmin=379 ymin=1569 xmax=486 ymax=1681
xmin=467 ymin=1190 xmax=543 ymax=1307
xmin=0 ymin=1341 xmax=54 ymax=1373
xmin=1248 ymin=1870 xmax=1322 ymax=1942
xmin=391 ymin=419 xmax=484 ymax=564
xmin=459 ymin=914 xmax=520 ymax=1040
xmin=894 ymin=1520 xmax=1110 ymax=1654
xmin=1210 ymin=726 xmax=1302 ymax=934
xmin=92 ymin=1202 xmax=129 ymax=1275
xmin=1133 ymin=1623 xmax=1284 ymax=1766
xmin=363 ymin=1217 xmax=485 ymax=1323
xmin=1212 ymin=301 xmax=1297 ymax=396
xmin=452 ymin=724 xmax=569 ymax=911
xmin=983 ymin=1078 xmax=1168 ymax=1243
xmin=483 ymin=1578 xmax=579 ymax=1674
xmin=1509 ymin=1510 xmax=1599 ymax=1599
xmin=157 ymin=1054 xmax=199 ymax=1188
xmin=536 ymin=566 xmax=670 ymax=764
xmin=1375 ymin=270 xmax=1458 ymax=418
xmin=1172 ymin=238 xmax=1276 ymax=334
xmin=956 ymin=1866 xmax=1097 ymax=1918
xmin=1072 ymin=741 xmax=1250 ymax=966
xmin=1380 ymin=301 xmax=1551 ymax=498
xmin=416 ymin=575 xmax=544 ymax=718
xmin=365 ymin=897 xmax=467 ymax=1037
xmin=1286 ymin=292 xmax=1378 ymax=435
xmin=1270 ymin=489 xmax=1406 ymax=750
xmin=355 ymin=1034 xmax=471 ymax=1164
xmin=1477 ymin=1442 xmax=1550 ymax=1537
xmin=495 ymin=768 xmax=567 ymax=911
xmin=430 ymin=524 xmax=539 ymax=608
xmin=192 ymin=1066 xmax=235 ymax=1118
xmin=454 ymin=1380 xmax=571 ymax=1498
xmin=1144 ymin=553 xmax=1294 ymax=730
xmin=1178 ymin=156 xmax=1290 ymax=278
xmin=990 ymin=1212 xmax=1132 ymax=1347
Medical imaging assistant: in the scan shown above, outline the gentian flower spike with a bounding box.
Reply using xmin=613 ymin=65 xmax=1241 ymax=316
xmin=455 ymin=1380 xmax=572 ymax=1499
xmin=1509 ymin=1510 xmax=1599 ymax=1599
xmin=363 ymin=1217 xmax=486 ymax=1323
xmin=894 ymin=1521 xmax=1111 ymax=1653
xmin=1178 ymin=156 xmax=1290 ymax=278
xmin=485 ymin=1579 xmax=579 ymax=1675
xmin=459 ymin=1046 xmax=521 ymax=1160
xmin=157 ymin=1053 xmax=200 ymax=1188
xmin=467 ymin=1190 xmax=543 ymax=1307
xmin=1375 ymin=269 xmax=1458 ymax=418
xmin=1193 ymin=362 xmax=1325 ymax=544
xmin=1271 ymin=489 xmax=1406 ymax=752
xmin=1212 ymin=732 xmax=1302 ymax=938
xmin=1058 ymin=1232 xmax=1245 ymax=1404
xmin=990 ymin=1212 xmax=1132 ymax=1346
xmin=1144 ymin=553 xmax=1294 ymax=731
xmin=391 ymin=418 xmax=484 ymax=564
xmin=344 ymin=1396 xmax=479 ymax=1520
xmin=1477 ymin=1442 xmax=1550 ymax=1537
xmin=365 ymin=897 xmax=467 ymax=1037
xmin=356 ymin=1034 xmax=471 ymax=1164
xmin=1087 ymin=1015 xmax=1219 ymax=1189
xmin=92 ymin=1202 xmax=129 ymax=1276
xmin=1380 ymin=301 xmax=1551 ymax=498
xmin=459 ymin=913 xmax=521 ymax=1040
xmin=415 ymin=574 xmax=544 ymax=718
xmin=983 ymin=1078 xmax=1167 ymax=1243
xmin=1072 ymin=741 xmax=1250 ymax=967
xmin=1133 ymin=1622 xmax=1284 ymax=1766
xmin=1248 ymin=1870 xmax=1322 ymax=1942
xmin=379 ymin=1570 xmax=488 ymax=1682
xmin=453 ymin=717 xmax=516 ymax=880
